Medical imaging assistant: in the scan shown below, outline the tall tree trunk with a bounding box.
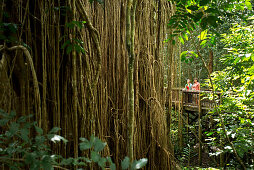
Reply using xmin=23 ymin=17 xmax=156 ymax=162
xmin=70 ymin=0 xmax=79 ymax=159
xmin=1 ymin=0 xmax=175 ymax=168
xmin=208 ymin=50 xmax=213 ymax=74
xmin=126 ymin=0 xmax=137 ymax=162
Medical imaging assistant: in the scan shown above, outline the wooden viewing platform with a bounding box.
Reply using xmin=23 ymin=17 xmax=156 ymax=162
xmin=170 ymin=88 xmax=221 ymax=112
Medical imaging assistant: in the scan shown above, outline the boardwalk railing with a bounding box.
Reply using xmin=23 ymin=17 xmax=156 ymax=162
xmin=171 ymin=88 xmax=221 ymax=110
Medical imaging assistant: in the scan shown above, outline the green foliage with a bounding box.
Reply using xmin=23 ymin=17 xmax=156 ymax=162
xmin=204 ymin=20 xmax=254 ymax=168
xmin=0 ymin=109 xmax=148 ymax=170
xmin=179 ymin=144 xmax=197 ymax=166
xmin=60 ymin=21 xmax=87 ymax=55
xmin=169 ymin=0 xmax=253 ymax=168
xmin=61 ymin=38 xmax=86 ymax=54
xmin=167 ymin=0 xmax=253 ymax=45
xmin=181 ymin=50 xmax=198 ymax=63
xmin=0 ymin=109 xmax=66 ymax=170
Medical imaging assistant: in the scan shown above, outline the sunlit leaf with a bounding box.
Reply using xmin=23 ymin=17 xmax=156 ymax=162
xmin=199 ymin=29 xmax=208 ymax=40
xmin=48 ymin=134 xmax=68 ymax=144
xmin=200 ymin=40 xmax=207 ymax=47
xmin=178 ymin=35 xmax=184 ymax=44
xmin=132 ymin=158 xmax=148 ymax=169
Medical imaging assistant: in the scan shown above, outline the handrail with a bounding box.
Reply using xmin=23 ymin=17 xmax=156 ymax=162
xmin=170 ymin=88 xmax=221 ymax=109
xmin=172 ymin=88 xmax=220 ymax=94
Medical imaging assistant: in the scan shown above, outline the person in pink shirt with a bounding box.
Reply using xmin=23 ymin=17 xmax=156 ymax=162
xmin=192 ymin=78 xmax=200 ymax=104
xmin=192 ymin=78 xmax=200 ymax=91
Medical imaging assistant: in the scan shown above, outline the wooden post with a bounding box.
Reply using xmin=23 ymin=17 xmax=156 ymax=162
xmin=198 ymin=92 xmax=202 ymax=166
xmin=179 ymin=90 xmax=183 ymax=150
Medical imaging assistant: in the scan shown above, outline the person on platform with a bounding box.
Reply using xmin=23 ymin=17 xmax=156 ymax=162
xmin=185 ymin=79 xmax=192 ymax=90
xmin=192 ymin=78 xmax=200 ymax=104
xmin=192 ymin=78 xmax=200 ymax=91
xmin=185 ymin=79 xmax=192 ymax=103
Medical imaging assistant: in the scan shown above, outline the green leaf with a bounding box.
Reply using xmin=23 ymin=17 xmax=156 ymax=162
xmin=35 ymin=136 xmax=46 ymax=144
xmin=91 ymin=151 xmax=100 ymax=163
xmin=98 ymin=157 xmax=107 ymax=168
xmin=66 ymin=44 xmax=73 ymax=54
xmin=10 ymin=111 xmax=16 ymax=118
xmin=60 ymin=158 xmax=74 ymax=165
xmin=110 ymin=163 xmax=116 ymax=170
xmin=9 ymin=122 xmax=19 ymax=135
xmin=23 ymin=122 xmax=33 ymax=129
xmin=251 ymin=53 xmax=254 ymax=62
xmin=182 ymin=33 xmax=188 ymax=41
xmin=42 ymin=155 xmax=53 ymax=170
xmin=79 ymin=138 xmax=92 ymax=150
xmin=121 ymin=156 xmax=130 ymax=170
xmin=89 ymin=135 xmax=96 ymax=145
xmin=25 ymin=153 xmax=36 ymax=164
xmin=6 ymin=23 xmax=18 ymax=33
xmin=66 ymin=22 xmax=75 ymax=29
xmin=74 ymin=44 xmax=82 ymax=53
xmin=178 ymin=35 xmax=184 ymax=44
xmin=72 ymin=21 xmax=83 ymax=29
xmin=0 ymin=118 xmax=9 ymax=127
xmin=200 ymin=40 xmax=207 ymax=47
xmin=172 ymin=40 xmax=176 ymax=45
xmin=17 ymin=115 xmax=33 ymax=123
xmin=199 ymin=30 xmax=208 ymax=40
xmin=49 ymin=127 xmax=61 ymax=134
xmin=61 ymin=40 xmax=71 ymax=49
xmin=73 ymin=38 xmax=84 ymax=45
xmin=107 ymin=157 xmax=116 ymax=170
xmin=210 ymin=36 xmax=215 ymax=45
xmin=180 ymin=51 xmax=188 ymax=60
xmin=206 ymin=131 xmax=214 ymax=136
xmin=20 ymin=128 xmax=29 ymax=142
xmin=94 ymin=138 xmax=106 ymax=152
xmin=35 ymin=126 xmax=43 ymax=135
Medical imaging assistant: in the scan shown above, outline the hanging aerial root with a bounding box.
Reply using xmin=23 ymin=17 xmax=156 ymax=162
xmin=0 ymin=45 xmax=41 ymax=127
xmin=75 ymin=0 xmax=102 ymax=89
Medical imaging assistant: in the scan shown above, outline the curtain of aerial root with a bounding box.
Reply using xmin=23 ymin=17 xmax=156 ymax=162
xmin=0 ymin=0 xmax=176 ymax=169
